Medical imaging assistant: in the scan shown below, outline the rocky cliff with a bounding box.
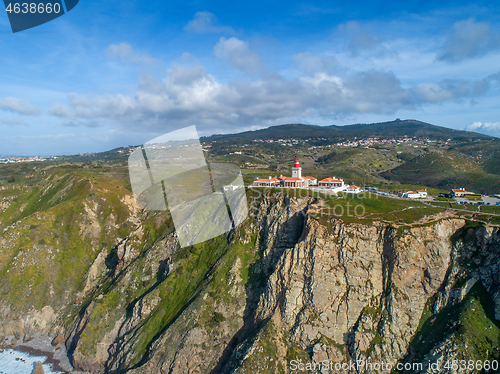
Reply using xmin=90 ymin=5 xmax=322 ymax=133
xmin=0 ymin=170 xmax=499 ymax=374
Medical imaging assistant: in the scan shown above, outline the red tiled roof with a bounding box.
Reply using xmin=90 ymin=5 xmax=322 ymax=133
xmin=320 ymin=178 xmax=343 ymax=183
xmin=348 ymin=185 xmax=359 ymax=189
xmin=282 ymin=177 xmax=304 ymax=181
xmin=416 ymin=189 xmax=426 ymax=192
xmin=255 ymin=178 xmax=278 ymax=182
xmin=303 ymin=176 xmax=317 ymax=180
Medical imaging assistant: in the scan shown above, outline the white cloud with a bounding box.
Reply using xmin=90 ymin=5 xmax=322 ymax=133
xmin=184 ymin=11 xmax=235 ymax=34
xmin=437 ymin=18 xmax=500 ymax=62
xmin=47 ymin=65 xmax=415 ymax=132
xmin=412 ymin=82 xmax=454 ymax=102
xmin=49 ymin=103 xmax=73 ymax=117
xmin=61 ymin=120 xmax=101 ymax=128
xmin=465 ymin=121 xmax=500 ymax=137
xmin=47 ymin=28 xmax=500 ymax=137
xmin=108 ymin=43 xmax=157 ymax=65
xmin=0 ymin=97 xmax=42 ymax=115
xmin=0 ymin=118 xmax=30 ymax=126
xmin=411 ymin=72 xmax=500 ymax=103
xmin=68 ymin=93 xmax=136 ymax=118
xmin=292 ymin=52 xmax=339 ymax=75
xmin=47 ymin=62 xmax=500 ymax=136
xmin=214 ymin=37 xmax=264 ymax=74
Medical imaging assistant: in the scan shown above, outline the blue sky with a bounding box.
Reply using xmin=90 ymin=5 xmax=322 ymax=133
xmin=0 ymin=0 xmax=499 ymax=155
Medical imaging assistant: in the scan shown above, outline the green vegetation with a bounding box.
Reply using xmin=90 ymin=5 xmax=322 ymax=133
xmin=202 ymin=120 xmax=500 ymax=194
xmin=406 ymin=282 xmax=500 ymax=366
xmin=1 ymin=120 xmax=499 ymax=373
xmin=318 ymin=192 xmax=446 ymax=225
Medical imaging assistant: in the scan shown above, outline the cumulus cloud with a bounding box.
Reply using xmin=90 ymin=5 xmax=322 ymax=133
xmin=336 ymin=21 xmax=389 ymax=57
xmin=292 ymin=52 xmax=339 ymax=75
xmin=50 ymin=93 xmax=136 ymax=119
xmin=464 ymin=122 xmax=500 ymax=137
xmin=184 ymin=11 xmax=235 ymax=34
xmin=0 ymin=118 xmax=30 ymax=126
xmin=412 ymin=72 xmax=500 ymax=103
xmin=412 ymin=82 xmax=455 ymax=102
xmin=108 ymin=43 xmax=157 ymax=65
xmin=0 ymin=97 xmax=42 ymax=115
xmin=61 ymin=120 xmax=101 ymax=128
xmin=438 ymin=18 xmax=500 ymax=62
xmin=46 ymin=53 xmax=499 ymax=135
xmin=214 ymin=37 xmax=264 ymax=74
xmin=49 ymin=102 xmax=73 ymax=117
xmin=47 ymin=65 xmax=416 ymax=133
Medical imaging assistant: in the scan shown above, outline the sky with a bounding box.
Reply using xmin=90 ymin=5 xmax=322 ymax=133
xmin=0 ymin=0 xmax=499 ymax=155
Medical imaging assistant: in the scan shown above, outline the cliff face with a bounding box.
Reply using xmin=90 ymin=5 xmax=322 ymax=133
xmin=0 ymin=179 xmax=499 ymax=374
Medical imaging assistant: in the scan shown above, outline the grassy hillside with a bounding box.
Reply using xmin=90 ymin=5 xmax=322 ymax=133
xmin=203 ymin=119 xmax=493 ymax=144
xmin=1 ymin=158 xmax=500 ymax=373
xmin=382 ymin=150 xmax=500 ymax=193
xmin=201 ymin=121 xmax=500 ymax=194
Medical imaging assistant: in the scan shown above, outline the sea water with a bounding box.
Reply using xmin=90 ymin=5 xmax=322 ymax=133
xmin=0 ymin=349 xmax=62 ymax=374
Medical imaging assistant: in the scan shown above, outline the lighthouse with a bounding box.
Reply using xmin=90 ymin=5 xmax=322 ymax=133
xmin=292 ymin=158 xmax=302 ymax=179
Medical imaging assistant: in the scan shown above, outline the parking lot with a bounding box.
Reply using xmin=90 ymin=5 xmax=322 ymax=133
xmin=453 ymin=196 xmax=500 ymax=205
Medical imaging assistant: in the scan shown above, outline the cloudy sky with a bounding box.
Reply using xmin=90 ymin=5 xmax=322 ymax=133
xmin=0 ymin=0 xmax=499 ymax=155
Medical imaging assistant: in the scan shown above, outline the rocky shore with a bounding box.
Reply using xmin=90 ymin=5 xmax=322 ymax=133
xmin=2 ymin=334 xmax=73 ymax=373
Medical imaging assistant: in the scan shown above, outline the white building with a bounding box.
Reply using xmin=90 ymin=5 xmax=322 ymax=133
xmin=318 ymin=177 xmax=345 ymax=188
xmin=402 ymin=189 xmax=427 ymax=199
xmin=416 ymin=189 xmax=427 ymax=198
xmin=345 ymin=185 xmax=361 ymax=193
xmin=252 ymin=158 xmax=310 ymax=188
xmin=303 ymin=176 xmax=317 ymax=185
xmin=253 ymin=176 xmax=280 ymax=187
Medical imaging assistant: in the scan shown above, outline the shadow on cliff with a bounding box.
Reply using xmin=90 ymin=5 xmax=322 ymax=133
xmin=397 ymin=221 xmax=500 ymax=372
xmin=209 ymin=196 xmax=310 ymax=374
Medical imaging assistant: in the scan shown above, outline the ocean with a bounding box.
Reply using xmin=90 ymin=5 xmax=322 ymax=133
xmin=0 ymin=349 xmax=62 ymax=374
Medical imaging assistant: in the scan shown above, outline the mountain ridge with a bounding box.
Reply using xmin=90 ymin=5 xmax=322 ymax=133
xmin=203 ymin=119 xmax=495 ymax=143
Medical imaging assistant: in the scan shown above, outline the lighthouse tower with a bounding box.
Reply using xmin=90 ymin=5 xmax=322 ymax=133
xmin=292 ymin=158 xmax=302 ymax=178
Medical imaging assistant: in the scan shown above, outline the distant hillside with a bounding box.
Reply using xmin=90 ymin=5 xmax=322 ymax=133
xmin=10 ymin=119 xmax=497 ymax=194
xmin=335 ymin=119 xmax=494 ymax=141
xmin=35 ymin=120 xmax=494 ymax=163
xmin=203 ymin=119 xmax=494 ymax=143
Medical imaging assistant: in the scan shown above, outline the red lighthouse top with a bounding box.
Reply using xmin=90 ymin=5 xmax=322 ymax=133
xmin=294 ymin=158 xmax=300 ymax=168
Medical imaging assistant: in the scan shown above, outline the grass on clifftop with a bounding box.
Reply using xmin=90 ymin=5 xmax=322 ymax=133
xmin=247 ymin=187 xmax=446 ymax=225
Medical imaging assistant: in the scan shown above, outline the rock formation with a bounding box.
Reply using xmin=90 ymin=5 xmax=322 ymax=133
xmin=1 ymin=185 xmax=499 ymax=374
xmin=32 ymin=361 xmax=44 ymax=374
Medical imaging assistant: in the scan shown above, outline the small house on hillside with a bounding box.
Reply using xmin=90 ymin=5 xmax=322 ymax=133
xmin=451 ymin=188 xmax=474 ymax=197
xmin=402 ymin=189 xmax=427 ymax=199
xmin=318 ymin=177 xmax=344 ymax=188
xmin=253 ymin=177 xmax=280 ymax=187
xmin=345 ymin=185 xmax=361 ymax=193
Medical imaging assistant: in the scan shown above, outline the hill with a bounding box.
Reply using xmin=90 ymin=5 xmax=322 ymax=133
xmin=201 ymin=119 xmax=500 ymax=194
xmin=2 ymin=119 xmax=499 ymax=194
xmin=203 ymin=119 xmax=494 ymax=144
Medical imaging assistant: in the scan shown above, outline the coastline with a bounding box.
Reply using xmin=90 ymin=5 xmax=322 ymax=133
xmin=4 ymin=334 xmax=74 ymax=373
xmin=13 ymin=344 xmax=70 ymax=373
